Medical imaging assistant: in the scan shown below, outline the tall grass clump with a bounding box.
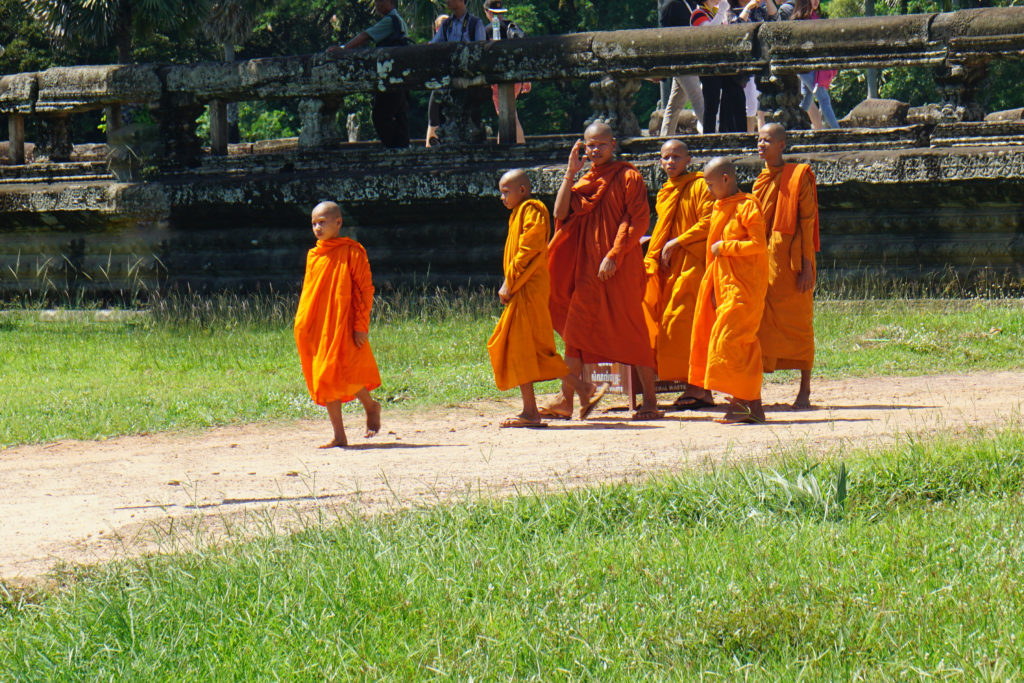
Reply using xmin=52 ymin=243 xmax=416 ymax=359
xmin=2 ymin=430 xmax=1023 ymax=678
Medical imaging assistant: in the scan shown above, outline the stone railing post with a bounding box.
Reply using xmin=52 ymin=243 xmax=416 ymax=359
xmin=438 ymin=87 xmax=487 ymax=145
xmin=36 ymin=115 xmax=73 ymax=162
xmin=497 ymin=83 xmax=517 ymax=146
xmin=209 ymin=100 xmax=229 ymax=155
xmin=104 ymin=104 xmax=122 ymax=145
xmin=7 ymin=114 xmax=25 ymax=164
xmin=755 ymin=70 xmax=811 ymax=130
xmin=156 ymin=94 xmax=205 ymax=165
xmin=586 ymin=76 xmax=640 ymax=138
xmin=298 ymin=98 xmax=341 ymax=149
xmin=933 ymin=60 xmax=988 ymax=122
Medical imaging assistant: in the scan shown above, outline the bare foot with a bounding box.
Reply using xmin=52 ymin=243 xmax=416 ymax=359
xmin=792 ymin=391 xmax=811 ymax=410
xmin=319 ymin=437 xmax=347 ymax=448
xmin=539 ymin=394 xmax=573 ymax=420
xmin=365 ymin=400 xmax=382 ymax=438
xmin=715 ymin=399 xmax=766 ymax=425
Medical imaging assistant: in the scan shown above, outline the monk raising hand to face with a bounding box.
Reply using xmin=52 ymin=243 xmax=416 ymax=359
xmin=545 ymin=122 xmax=660 ymax=421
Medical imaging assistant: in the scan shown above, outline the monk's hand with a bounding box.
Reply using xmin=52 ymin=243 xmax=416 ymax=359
xmin=598 ymin=256 xmax=617 ymax=281
xmin=710 ymin=240 xmax=724 ymax=257
xmin=353 ymin=330 xmax=368 ymax=348
xmin=325 ymin=45 xmax=345 ymax=59
xmin=660 ymin=239 xmax=679 ymax=270
xmin=567 ymin=139 xmax=585 ymax=178
xmin=796 ymin=259 xmax=816 ymax=292
xmin=498 ymin=281 xmax=511 ymax=305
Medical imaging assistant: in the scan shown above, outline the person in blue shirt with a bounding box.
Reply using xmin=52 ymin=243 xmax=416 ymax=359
xmin=430 ymin=0 xmax=487 ymax=43
xmin=426 ymin=0 xmax=489 ymax=144
xmin=327 ymin=0 xmax=411 ymax=148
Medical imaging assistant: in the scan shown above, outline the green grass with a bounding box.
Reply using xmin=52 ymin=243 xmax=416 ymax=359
xmin=1 ymin=293 xmax=1023 ymax=446
xmin=2 ymin=428 xmax=1023 ymax=678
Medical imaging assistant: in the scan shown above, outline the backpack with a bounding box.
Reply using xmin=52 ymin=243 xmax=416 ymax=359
xmin=377 ymin=13 xmax=410 ymax=47
xmin=441 ymin=13 xmax=485 ymax=42
xmin=502 ymin=18 xmax=527 ymax=40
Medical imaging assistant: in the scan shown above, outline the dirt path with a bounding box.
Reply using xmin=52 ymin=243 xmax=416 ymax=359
xmin=3 ymin=371 xmax=1023 ymax=581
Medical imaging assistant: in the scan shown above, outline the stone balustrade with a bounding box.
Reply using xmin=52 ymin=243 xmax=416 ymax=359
xmin=1 ymin=6 xmax=1023 ymax=165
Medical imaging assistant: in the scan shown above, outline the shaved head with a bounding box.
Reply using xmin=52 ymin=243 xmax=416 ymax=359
xmin=584 ymin=120 xmax=614 ymax=141
xmin=760 ymin=123 xmax=786 ymax=143
xmin=661 ymin=139 xmax=689 ymax=156
xmin=313 ymin=201 xmax=342 ymax=219
xmin=703 ymin=156 xmax=735 ymax=179
xmin=703 ymin=157 xmax=738 ymax=199
xmin=499 ymin=168 xmax=531 ymax=191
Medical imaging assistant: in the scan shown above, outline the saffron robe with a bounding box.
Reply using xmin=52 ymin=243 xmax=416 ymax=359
xmin=487 ymin=199 xmax=570 ymax=390
xmin=753 ymin=162 xmax=820 ymax=372
xmin=642 ymin=171 xmax=714 ymax=381
xmin=548 ymin=160 xmax=655 ymax=368
xmin=688 ymin=192 xmax=768 ymax=402
xmin=294 ymin=237 xmax=381 ymax=405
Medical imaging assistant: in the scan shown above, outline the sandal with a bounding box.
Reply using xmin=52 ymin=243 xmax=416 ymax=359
xmin=579 ymin=383 xmax=609 ymax=420
xmin=672 ymin=395 xmax=715 ymax=410
xmin=538 ymin=405 xmax=572 ymax=420
xmin=632 ymin=408 xmax=664 ymax=421
xmin=500 ymin=416 xmax=547 ymax=428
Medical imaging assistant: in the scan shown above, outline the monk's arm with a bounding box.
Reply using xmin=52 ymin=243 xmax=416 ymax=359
xmin=607 ymin=171 xmax=651 ymax=262
xmin=794 ymin=175 xmax=818 ymax=292
xmin=718 ymin=202 xmax=767 ymax=257
xmin=506 ymin=205 xmax=548 ymax=295
xmin=676 ymin=192 xmax=714 ymax=249
xmin=350 ymin=249 xmax=375 ymax=334
xmin=554 ymin=140 xmax=585 ymax=221
xmin=645 ymin=210 xmax=672 ymax=273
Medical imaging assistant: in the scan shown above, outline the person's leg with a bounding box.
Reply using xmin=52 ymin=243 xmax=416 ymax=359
xmin=798 ymin=73 xmax=823 ymax=130
xmin=426 ymin=90 xmax=442 ymax=146
xmin=322 ymin=400 xmax=347 ymax=448
xmin=354 ymin=387 xmax=381 ymax=437
xmin=634 ymin=365 xmax=662 ymax=418
xmin=721 ymin=77 xmax=746 ymax=132
xmin=744 ymin=77 xmax=759 ymax=132
xmin=680 ymin=74 xmax=705 ymax=131
xmin=660 ymin=76 xmax=686 ymax=136
xmin=794 ymin=368 xmax=812 ymax=409
xmin=814 ymin=84 xmax=840 ymax=128
xmin=700 ymin=76 xmax=721 ymax=134
xmin=520 ymin=383 xmax=540 ymax=421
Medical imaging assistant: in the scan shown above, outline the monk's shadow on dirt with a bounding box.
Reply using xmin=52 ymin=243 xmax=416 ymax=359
xmin=759 ymin=417 xmax=877 ymax=425
xmin=800 ymin=404 xmax=938 ymax=411
xmin=547 ymin=421 xmax=661 ymax=430
xmin=345 ymin=442 xmax=451 ymax=450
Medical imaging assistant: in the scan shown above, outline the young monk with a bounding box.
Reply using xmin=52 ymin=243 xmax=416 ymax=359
xmin=487 ymin=169 xmax=593 ymax=427
xmin=545 ymin=121 xmax=659 ymax=420
xmin=753 ymin=123 xmax=820 ymax=409
xmin=294 ymin=201 xmax=382 ymax=447
xmin=688 ymin=157 xmax=769 ymax=424
xmin=642 ymin=139 xmax=715 ymax=410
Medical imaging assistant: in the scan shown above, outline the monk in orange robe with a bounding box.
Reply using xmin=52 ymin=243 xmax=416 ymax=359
xmin=642 ymin=139 xmax=715 ymax=410
xmin=688 ymin=157 xmax=769 ymax=424
xmin=487 ymin=170 xmax=594 ymax=427
xmin=544 ymin=121 xmax=660 ymax=420
xmin=294 ymin=201 xmax=382 ymax=447
xmin=754 ymin=123 xmax=820 ymax=409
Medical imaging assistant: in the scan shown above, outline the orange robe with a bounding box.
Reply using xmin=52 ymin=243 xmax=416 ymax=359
xmin=548 ymin=160 xmax=654 ymax=368
xmin=487 ymin=199 xmax=569 ymax=391
xmin=688 ymin=192 xmax=768 ymax=402
xmin=642 ymin=172 xmax=714 ymax=381
xmin=753 ymin=163 xmax=820 ymax=372
xmin=294 ymin=237 xmax=381 ymax=405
